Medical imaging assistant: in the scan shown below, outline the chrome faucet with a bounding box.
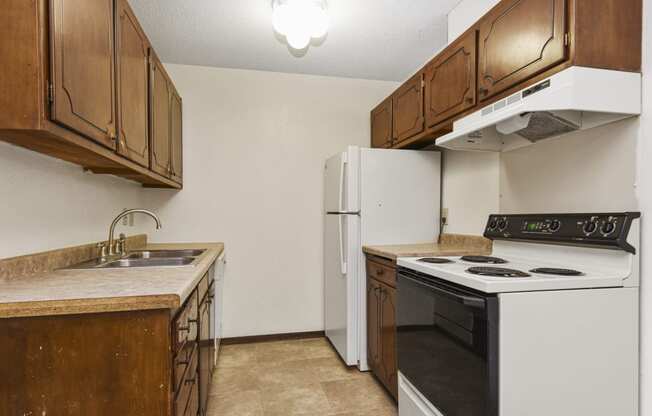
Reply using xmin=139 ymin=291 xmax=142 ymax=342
xmin=107 ymin=209 xmax=162 ymax=256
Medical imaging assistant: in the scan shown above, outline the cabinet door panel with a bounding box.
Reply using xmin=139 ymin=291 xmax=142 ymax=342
xmin=367 ymin=278 xmax=381 ymax=378
xmin=170 ymin=90 xmax=183 ymax=184
xmin=371 ymin=97 xmax=392 ymax=148
xmin=150 ymin=53 xmax=171 ymax=177
xmin=478 ymin=0 xmax=567 ymax=100
xmin=425 ymin=31 xmax=477 ymax=128
xmin=392 ymin=74 xmax=424 ymax=144
xmin=50 ymin=0 xmax=116 ymax=148
xmin=116 ymin=0 xmax=149 ymax=167
xmin=379 ymin=283 xmax=398 ymax=400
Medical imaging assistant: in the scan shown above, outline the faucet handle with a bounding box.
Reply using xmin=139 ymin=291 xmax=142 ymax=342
xmin=96 ymin=242 xmax=108 ymax=259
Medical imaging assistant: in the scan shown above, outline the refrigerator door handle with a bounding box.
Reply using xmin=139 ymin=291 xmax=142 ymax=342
xmin=338 ymin=153 xmax=348 ymax=213
xmin=339 ymin=215 xmax=347 ymax=275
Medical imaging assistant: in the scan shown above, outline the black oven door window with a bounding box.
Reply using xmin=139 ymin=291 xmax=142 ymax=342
xmin=397 ymin=270 xmax=498 ymax=416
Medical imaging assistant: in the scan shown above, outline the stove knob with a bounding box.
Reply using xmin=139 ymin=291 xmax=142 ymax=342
xmin=583 ymin=218 xmax=598 ymax=236
xmin=497 ymin=218 xmax=508 ymax=231
xmin=549 ymin=219 xmax=561 ymax=232
xmin=600 ymin=218 xmax=617 ymax=236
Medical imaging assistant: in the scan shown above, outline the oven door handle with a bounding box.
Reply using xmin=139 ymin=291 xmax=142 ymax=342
xmin=400 ymin=273 xmax=486 ymax=309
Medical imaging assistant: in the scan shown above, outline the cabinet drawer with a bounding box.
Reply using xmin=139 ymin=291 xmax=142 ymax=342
xmin=175 ymin=346 xmax=198 ymax=416
xmin=173 ymin=290 xmax=198 ymax=354
xmin=366 ymin=259 xmax=396 ymax=288
xmin=173 ymin=343 xmax=196 ymax=393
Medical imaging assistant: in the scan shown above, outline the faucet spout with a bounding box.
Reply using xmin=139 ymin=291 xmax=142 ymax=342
xmin=108 ymin=209 xmax=162 ymax=256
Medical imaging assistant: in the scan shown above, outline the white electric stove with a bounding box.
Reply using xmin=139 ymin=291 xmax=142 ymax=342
xmin=396 ymin=212 xmax=641 ymax=416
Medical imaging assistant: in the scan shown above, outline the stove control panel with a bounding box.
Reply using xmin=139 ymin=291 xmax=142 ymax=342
xmin=484 ymin=212 xmax=640 ymax=253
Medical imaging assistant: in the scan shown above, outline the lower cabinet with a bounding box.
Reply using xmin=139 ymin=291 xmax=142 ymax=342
xmin=366 ymin=255 xmax=398 ymax=400
xmin=0 ymin=261 xmax=219 ymax=416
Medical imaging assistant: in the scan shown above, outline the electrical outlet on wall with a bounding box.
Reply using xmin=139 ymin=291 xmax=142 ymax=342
xmin=121 ymin=209 xmax=135 ymax=227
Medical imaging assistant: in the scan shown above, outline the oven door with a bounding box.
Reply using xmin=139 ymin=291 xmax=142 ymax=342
xmin=397 ymin=268 xmax=498 ymax=416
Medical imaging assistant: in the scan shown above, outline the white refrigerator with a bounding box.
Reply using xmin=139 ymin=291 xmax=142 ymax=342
xmin=324 ymin=146 xmax=441 ymax=370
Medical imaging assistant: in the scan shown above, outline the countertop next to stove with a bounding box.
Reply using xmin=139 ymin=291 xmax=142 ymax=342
xmin=363 ymin=233 xmax=492 ymax=261
xmin=0 ymin=242 xmax=224 ymax=319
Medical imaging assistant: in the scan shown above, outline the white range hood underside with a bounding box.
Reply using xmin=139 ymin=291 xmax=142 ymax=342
xmin=436 ymin=67 xmax=642 ymax=152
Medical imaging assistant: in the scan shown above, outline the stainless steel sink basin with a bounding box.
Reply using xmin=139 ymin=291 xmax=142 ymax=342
xmin=96 ymin=257 xmax=196 ymax=269
xmin=126 ymin=249 xmax=205 ymax=259
xmin=62 ymin=249 xmax=205 ymax=270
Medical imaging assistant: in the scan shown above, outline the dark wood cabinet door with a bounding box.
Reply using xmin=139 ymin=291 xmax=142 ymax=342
xmin=425 ymin=31 xmax=477 ymax=128
xmin=478 ymin=0 xmax=567 ymax=100
xmin=392 ymin=73 xmax=424 ymax=144
xmin=367 ymin=278 xmax=382 ymax=378
xmin=50 ymin=0 xmax=116 ymax=149
xmin=115 ymin=0 xmax=150 ymax=167
xmin=371 ymin=97 xmax=392 ymax=148
xmin=170 ymin=90 xmax=183 ymax=184
xmin=150 ymin=52 xmax=171 ymax=177
xmin=379 ymin=283 xmax=398 ymax=400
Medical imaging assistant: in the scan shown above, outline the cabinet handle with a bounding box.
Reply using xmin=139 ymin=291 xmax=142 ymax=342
xmin=479 ymin=88 xmax=488 ymax=96
xmin=466 ymin=97 xmax=474 ymax=104
xmin=185 ymin=377 xmax=196 ymax=385
xmin=376 ymin=268 xmax=384 ymax=276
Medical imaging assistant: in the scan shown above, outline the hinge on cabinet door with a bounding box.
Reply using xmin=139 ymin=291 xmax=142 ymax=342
xmin=564 ymin=33 xmax=570 ymax=47
xmin=47 ymin=82 xmax=54 ymax=103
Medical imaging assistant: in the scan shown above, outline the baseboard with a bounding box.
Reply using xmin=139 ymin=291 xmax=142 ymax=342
xmin=221 ymin=330 xmax=325 ymax=345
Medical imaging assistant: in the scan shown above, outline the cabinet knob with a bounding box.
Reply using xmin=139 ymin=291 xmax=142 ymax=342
xmin=479 ymin=88 xmax=488 ymax=96
xmin=376 ymin=268 xmax=384 ymax=276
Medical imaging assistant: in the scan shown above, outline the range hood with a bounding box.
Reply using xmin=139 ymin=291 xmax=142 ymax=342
xmin=436 ymin=67 xmax=641 ymax=152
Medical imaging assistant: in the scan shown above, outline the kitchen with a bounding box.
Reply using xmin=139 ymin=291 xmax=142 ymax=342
xmin=0 ymin=0 xmax=651 ymax=415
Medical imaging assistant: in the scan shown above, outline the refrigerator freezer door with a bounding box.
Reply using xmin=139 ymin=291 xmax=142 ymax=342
xmin=324 ymin=213 xmax=359 ymax=366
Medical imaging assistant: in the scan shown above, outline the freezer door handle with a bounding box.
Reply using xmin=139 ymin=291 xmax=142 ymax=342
xmin=338 ymin=153 xmax=347 ymax=213
xmin=339 ymin=215 xmax=347 ymax=275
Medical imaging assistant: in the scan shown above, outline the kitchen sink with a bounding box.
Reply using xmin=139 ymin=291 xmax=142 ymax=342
xmin=126 ymin=249 xmax=205 ymax=259
xmin=63 ymin=249 xmax=205 ymax=270
xmin=96 ymin=257 xmax=196 ymax=269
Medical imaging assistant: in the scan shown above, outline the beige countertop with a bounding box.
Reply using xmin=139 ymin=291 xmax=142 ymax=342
xmin=363 ymin=234 xmax=491 ymax=261
xmin=0 ymin=242 xmax=224 ymax=319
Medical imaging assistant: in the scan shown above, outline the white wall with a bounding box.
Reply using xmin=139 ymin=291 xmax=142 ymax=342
xmin=143 ymin=64 xmax=398 ymax=338
xmin=0 ymin=142 xmax=148 ymax=259
xmin=442 ymin=150 xmax=500 ymax=233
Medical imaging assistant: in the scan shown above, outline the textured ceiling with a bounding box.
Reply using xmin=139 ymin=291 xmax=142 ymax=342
xmin=128 ymin=0 xmax=461 ymax=81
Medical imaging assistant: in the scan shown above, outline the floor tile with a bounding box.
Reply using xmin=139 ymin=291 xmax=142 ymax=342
xmin=209 ymin=337 xmax=397 ymax=416
xmin=321 ymin=377 xmax=396 ymax=413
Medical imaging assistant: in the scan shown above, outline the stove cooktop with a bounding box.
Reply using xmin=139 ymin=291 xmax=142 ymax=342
xmin=417 ymin=257 xmax=454 ymax=264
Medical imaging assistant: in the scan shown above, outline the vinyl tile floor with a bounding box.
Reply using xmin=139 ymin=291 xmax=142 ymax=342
xmin=206 ymin=337 xmax=398 ymax=416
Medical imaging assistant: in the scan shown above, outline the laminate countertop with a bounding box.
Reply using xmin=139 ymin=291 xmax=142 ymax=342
xmin=363 ymin=234 xmax=491 ymax=261
xmin=0 ymin=243 xmax=224 ymax=319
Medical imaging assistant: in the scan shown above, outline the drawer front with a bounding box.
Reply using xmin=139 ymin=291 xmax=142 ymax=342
xmin=173 ymin=342 xmax=195 ymax=393
xmin=366 ymin=259 xmax=396 ymax=288
xmin=175 ymin=346 xmax=198 ymax=416
xmin=174 ymin=290 xmax=198 ymax=353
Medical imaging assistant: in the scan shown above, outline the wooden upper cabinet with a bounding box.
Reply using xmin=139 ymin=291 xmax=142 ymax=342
xmin=371 ymin=97 xmax=393 ymax=148
xmin=392 ymin=73 xmax=424 ymax=144
xmin=50 ymin=0 xmax=116 ymax=149
xmin=478 ymin=0 xmax=568 ymax=100
xmin=170 ymin=90 xmax=183 ymax=184
xmin=115 ymin=0 xmax=150 ymax=168
xmin=425 ymin=31 xmax=477 ymax=128
xmin=150 ymin=52 xmax=172 ymax=178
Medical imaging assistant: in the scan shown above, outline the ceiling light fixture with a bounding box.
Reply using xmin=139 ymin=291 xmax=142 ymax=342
xmin=272 ymin=0 xmax=329 ymax=50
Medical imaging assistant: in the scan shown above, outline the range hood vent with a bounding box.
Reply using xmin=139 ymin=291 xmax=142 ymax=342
xmin=436 ymin=67 xmax=641 ymax=152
